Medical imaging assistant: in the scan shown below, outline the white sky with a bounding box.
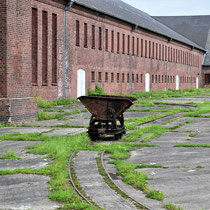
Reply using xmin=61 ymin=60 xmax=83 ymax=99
xmin=122 ymin=0 xmax=210 ymax=16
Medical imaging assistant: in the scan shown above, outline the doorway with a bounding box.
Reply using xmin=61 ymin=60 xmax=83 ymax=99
xmin=145 ymin=73 xmax=150 ymax=92
xmin=77 ymin=69 xmax=86 ymax=98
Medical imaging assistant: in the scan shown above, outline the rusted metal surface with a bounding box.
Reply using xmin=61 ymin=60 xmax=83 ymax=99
xmin=78 ymin=95 xmax=137 ymax=140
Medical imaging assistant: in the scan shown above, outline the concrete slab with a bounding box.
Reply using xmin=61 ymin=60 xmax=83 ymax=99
xmin=161 ymin=97 xmax=210 ymax=103
xmin=0 ymin=174 xmax=60 ymax=210
xmin=0 ymin=141 xmax=51 ymax=170
xmin=0 ymin=127 xmax=52 ymax=135
xmin=42 ymin=128 xmax=87 ymax=136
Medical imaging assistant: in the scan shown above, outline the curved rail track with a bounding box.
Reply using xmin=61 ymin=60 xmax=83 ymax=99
xmin=68 ymin=150 xmax=154 ymax=209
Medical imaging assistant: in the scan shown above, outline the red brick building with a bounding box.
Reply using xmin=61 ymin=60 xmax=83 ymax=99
xmin=0 ymin=0 xmax=207 ymax=122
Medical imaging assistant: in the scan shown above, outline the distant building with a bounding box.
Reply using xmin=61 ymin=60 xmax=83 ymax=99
xmin=0 ymin=0 xmax=206 ymax=122
xmin=154 ymin=15 xmax=210 ymax=86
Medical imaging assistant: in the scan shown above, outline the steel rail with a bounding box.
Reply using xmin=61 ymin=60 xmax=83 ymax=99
xmin=100 ymin=151 xmax=152 ymax=210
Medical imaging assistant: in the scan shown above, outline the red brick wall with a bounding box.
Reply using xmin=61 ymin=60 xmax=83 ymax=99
xmin=0 ymin=0 xmax=7 ymax=98
xmin=66 ymin=5 xmax=204 ymax=98
xmin=31 ymin=0 xmax=65 ymax=100
xmin=0 ymin=0 xmax=37 ymax=123
xmin=28 ymin=0 xmax=204 ymax=100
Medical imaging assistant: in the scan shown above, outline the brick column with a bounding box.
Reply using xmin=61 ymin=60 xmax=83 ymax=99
xmin=0 ymin=0 xmax=37 ymax=123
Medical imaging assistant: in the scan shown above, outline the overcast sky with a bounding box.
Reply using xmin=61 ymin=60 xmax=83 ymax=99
xmin=122 ymin=0 xmax=210 ymax=16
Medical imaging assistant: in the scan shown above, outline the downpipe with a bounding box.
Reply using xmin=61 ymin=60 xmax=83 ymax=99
xmin=63 ymin=0 xmax=75 ymax=98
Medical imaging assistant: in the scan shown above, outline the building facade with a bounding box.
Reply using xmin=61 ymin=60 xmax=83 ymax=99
xmin=0 ymin=0 xmax=206 ymax=122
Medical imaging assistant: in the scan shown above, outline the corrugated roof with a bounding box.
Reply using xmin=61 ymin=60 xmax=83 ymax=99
xmin=72 ymin=0 xmax=205 ymax=52
xmin=154 ymin=16 xmax=210 ymax=66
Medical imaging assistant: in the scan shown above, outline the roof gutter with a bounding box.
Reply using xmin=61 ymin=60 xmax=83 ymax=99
xmin=63 ymin=0 xmax=75 ymax=98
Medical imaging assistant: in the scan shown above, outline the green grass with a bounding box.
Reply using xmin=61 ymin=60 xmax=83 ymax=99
xmin=189 ymin=133 xmax=197 ymax=138
xmin=37 ymin=108 xmax=87 ymax=121
xmin=146 ymin=189 xmax=165 ymax=201
xmin=164 ymin=201 xmax=183 ymax=210
xmin=35 ymin=96 xmax=78 ymax=108
xmin=174 ymin=144 xmax=210 ymax=148
xmin=0 ymin=149 xmax=21 ymax=160
xmin=196 ymin=165 xmax=205 ymax=168
xmin=123 ymin=125 xmax=168 ymax=142
xmin=184 ymin=101 xmax=210 ymax=118
xmin=112 ymin=160 xmax=163 ymax=200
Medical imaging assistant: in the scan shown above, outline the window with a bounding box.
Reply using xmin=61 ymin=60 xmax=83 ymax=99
xmin=132 ymin=74 xmax=134 ymax=83
xmin=165 ymin=46 xmax=167 ymax=61
xmin=105 ymin=72 xmax=108 ymax=82
xmin=111 ymin=73 xmax=114 ymax=82
xmin=127 ymin=73 xmax=129 ymax=83
xmin=162 ymin=45 xmax=164 ymax=61
xmin=168 ymin=47 xmax=170 ymax=62
xmin=152 ymin=42 xmax=155 ymax=59
xmin=149 ymin=41 xmax=151 ymax=58
xmin=136 ymin=74 xmax=139 ymax=83
xmin=145 ymin=40 xmax=147 ymax=58
xmin=162 ymin=75 xmax=164 ymax=83
xmin=91 ymin=71 xmax=95 ymax=82
xmin=176 ymin=49 xmax=178 ymax=63
xmin=32 ymin=8 xmax=38 ymax=85
xmin=152 ymin=75 xmax=154 ymax=83
xmin=122 ymin=34 xmax=125 ymax=54
xmin=42 ymin=11 xmax=48 ymax=85
xmin=137 ymin=38 xmax=139 ymax=56
xmin=117 ymin=73 xmax=120 ymax=83
xmin=155 ymin=75 xmax=157 ymax=83
xmin=141 ymin=39 xmax=143 ymax=57
xmin=98 ymin=27 xmax=102 ymax=50
xmin=173 ymin=49 xmax=175 ymax=63
xmin=165 ymin=75 xmax=167 ymax=83
xmin=92 ymin=25 xmax=95 ymax=49
xmin=98 ymin=72 xmax=102 ymax=82
xmin=105 ymin=29 xmax=108 ymax=51
xmin=84 ymin=23 xmax=88 ymax=48
xmin=132 ymin=36 xmax=135 ymax=56
xmin=117 ymin=32 xmax=120 ymax=53
xmin=111 ymin=30 xmax=114 ymax=52
xmin=140 ymin=74 xmax=143 ymax=83
xmin=122 ymin=73 xmax=125 ymax=82
xmin=156 ymin=43 xmax=158 ymax=59
xmin=158 ymin=75 xmax=160 ymax=83
xmin=159 ymin=44 xmax=161 ymax=60
xmin=52 ymin=13 xmax=57 ymax=85
xmin=76 ymin=20 xmax=80 ymax=46
xmin=127 ymin=35 xmax=130 ymax=55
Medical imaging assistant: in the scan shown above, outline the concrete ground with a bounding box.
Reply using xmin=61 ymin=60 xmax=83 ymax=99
xmin=0 ymin=94 xmax=210 ymax=209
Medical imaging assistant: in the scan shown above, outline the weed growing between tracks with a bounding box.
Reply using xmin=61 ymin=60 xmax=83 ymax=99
xmin=0 ymin=149 xmax=21 ymax=160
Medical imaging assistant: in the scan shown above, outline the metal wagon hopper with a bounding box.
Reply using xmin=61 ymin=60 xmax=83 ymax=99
xmin=78 ymin=95 xmax=137 ymax=140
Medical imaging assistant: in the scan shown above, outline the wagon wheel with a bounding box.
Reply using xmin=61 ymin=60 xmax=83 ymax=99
xmin=115 ymin=133 xmax=122 ymax=140
xmin=89 ymin=133 xmax=100 ymax=141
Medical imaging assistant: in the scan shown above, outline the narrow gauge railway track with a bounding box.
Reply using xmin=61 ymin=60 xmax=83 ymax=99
xmin=68 ymin=151 xmax=152 ymax=209
xmin=100 ymin=151 xmax=151 ymax=210
xmin=68 ymin=152 xmax=98 ymax=208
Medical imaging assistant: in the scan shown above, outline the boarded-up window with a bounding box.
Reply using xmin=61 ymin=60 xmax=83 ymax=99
xmin=76 ymin=20 xmax=80 ymax=46
xmin=32 ymin=8 xmax=38 ymax=85
xmin=84 ymin=23 xmax=88 ymax=47
xmin=52 ymin=13 xmax=57 ymax=85
xmin=42 ymin=11 xmax=48 ymax=85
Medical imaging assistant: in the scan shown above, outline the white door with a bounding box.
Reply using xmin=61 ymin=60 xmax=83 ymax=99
xmin=176 ymin=75 xmax=179 ymax=90
xmin=145 ymin=73 xmax=150 ymax=92
xmin=196 ymin=77 xmax=199 ymax=89
xmin=77 ymin=69 xmax=86 ymax=98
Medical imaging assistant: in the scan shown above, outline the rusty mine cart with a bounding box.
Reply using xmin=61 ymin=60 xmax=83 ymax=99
xmin=78 ymin=95 xmax=137 ymax=140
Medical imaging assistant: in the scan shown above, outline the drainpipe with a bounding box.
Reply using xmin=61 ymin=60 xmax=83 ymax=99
xmin=63 ymin=0 xmax=75 ymax=98
xmin=202 ymin=50 xmax=208 ymax=65
xmin=129 ymin=24 xmax=138 ymax=93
